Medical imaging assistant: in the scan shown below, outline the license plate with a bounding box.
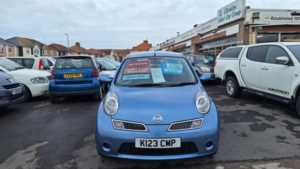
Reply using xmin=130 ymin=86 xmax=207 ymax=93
xmin=135 ymin=138 xmax=181 ymax=149
xmin=11 ymin=87 xmax=22 ymax=95
xmin=64 ymin=73 xmax=82 ymax=79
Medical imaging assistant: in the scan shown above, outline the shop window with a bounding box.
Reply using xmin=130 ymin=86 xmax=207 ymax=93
xmin=281 ymin=33 xmax=300 ymax=42
xmin=256 ymin=33 xmax=278 ymax=43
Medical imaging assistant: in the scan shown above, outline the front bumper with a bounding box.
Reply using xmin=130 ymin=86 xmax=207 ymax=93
xmin=0 ymin=86 xmax=24 ymax=107
xmin=95 ymin=102 xmax=219 ymax=160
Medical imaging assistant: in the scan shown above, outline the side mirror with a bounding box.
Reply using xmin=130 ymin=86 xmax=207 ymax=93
xmin=196 ymin=69 xmax=202 ymax=77
xmin=275 ymin=56 xmax=289 ymax=65
xmin=98 ymin=64 xmax=103 ymax=71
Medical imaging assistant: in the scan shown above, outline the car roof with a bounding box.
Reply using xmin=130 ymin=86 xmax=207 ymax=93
xmin=126 ymin=51 xmax=184 ymax=59
xmin=58 ymin=55 xmax=94 ymax=59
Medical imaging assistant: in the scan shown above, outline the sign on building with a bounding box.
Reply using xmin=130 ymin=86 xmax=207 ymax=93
xmin=217 ymin=0 xmax=246 ymax=26
xmin=245 ymin=9 xmax=300 ymax=25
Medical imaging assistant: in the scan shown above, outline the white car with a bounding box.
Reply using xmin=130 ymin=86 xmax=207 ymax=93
xmin=0 ymin=58 xmax=50 ymax=100
xmin=215 ymin=42 xmax=300 ymax=116
xmin=7 ymin=56 xmax=55 ymax=71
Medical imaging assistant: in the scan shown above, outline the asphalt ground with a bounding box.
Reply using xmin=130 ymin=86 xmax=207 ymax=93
xmin=0 ymin=83 xmax=300 ymax=169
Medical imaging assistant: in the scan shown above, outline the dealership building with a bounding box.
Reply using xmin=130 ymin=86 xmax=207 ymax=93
xmin=155 ymin=0 xmax=300 ymax=56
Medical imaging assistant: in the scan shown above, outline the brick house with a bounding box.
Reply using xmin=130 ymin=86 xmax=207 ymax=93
xmin=69 ymin=42 xmax=89 ymax=55
xmin=43 ymin=44 xmax=68 ymax=56
xmin=131 ymin=40 xmax=152 ymax=52
xmin=0 ymin=38 xmax=18 ymax=57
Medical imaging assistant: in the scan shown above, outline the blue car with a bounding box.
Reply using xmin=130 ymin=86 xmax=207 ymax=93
xmin=96 ymin=51 xmax=219 ymax=160
xmin=189 ymin=55 xmax=216 ymax=81
xmin=49 ymin=56 xmax=101 ymax=103
xmin=0 ymin=72 xmax=24 ymax=108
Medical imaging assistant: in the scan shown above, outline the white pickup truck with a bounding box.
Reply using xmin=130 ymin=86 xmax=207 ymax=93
xmin=214 ymin=42 xmax=300 ymax=116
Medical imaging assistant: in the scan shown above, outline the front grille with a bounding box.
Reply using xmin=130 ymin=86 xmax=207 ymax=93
xmin=169 ymin=121 xmax=193 ymax=131
xmin=118 ymin=142 xmax=198 ymax=156
xmin=123 ymin=122 xmax=146 ymax=131
xmin=3 ymin=83 xmax=20 ymax=89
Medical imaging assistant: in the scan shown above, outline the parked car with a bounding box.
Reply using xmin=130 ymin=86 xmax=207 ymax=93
xmin=8 ymin=56 xmax=55 ymax=71
xmin=191 ymin=55 xmax=216 ymax=81
xmin=215 ymin=42 xmax=300 ymax=116
xmin=96 ymin=51 xmax=220 ymax=160
xmin=49 ymin=56 xmax=101 ymax=103
xmin=96 ymin=58 xmax=118 ymax=96
xmin=0 ymin=72 xmax=24 ymax=108
xmin=0 ymin=58 xmax=50 ymax=100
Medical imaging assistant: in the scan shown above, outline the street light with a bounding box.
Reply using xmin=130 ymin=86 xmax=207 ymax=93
xmin=65 ymin=33 xmax=70 ymax=54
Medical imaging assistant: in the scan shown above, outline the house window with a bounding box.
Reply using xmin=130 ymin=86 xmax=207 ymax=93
xmin=8 ymin=47 xmax=12 ymax=53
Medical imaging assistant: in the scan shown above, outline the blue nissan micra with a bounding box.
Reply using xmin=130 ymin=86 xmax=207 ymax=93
xmin=96 ymin=51 xmax=219 ymax=160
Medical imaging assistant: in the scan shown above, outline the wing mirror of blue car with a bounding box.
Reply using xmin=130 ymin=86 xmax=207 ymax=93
xmin=196 ymin=69 xmax=202 ymax=77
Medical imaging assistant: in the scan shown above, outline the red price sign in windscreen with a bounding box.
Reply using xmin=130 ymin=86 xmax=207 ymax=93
xmin=124 ymin=59 xmax=151 ymax=74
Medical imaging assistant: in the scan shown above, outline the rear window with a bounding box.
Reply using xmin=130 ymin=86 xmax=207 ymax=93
xmin=219 ymin=47 xmax=242 ymax=59
xmin=55 ymin=57 xmax=94 ymax=69
xmin=247 ymin=46 xmax=269 ymax=62
xmin=23 ymin=59 xmax=35 ymax=68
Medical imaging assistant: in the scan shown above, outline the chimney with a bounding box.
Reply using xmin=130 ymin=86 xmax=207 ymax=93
xmin=75 ymin=42 xmax=80 ymax=47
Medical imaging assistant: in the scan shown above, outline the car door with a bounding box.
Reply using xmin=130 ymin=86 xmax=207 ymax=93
xmin=260 ymin=45 xmax=294 ymax=98
xmin=240 ymin=45 xmax=269 ymax=92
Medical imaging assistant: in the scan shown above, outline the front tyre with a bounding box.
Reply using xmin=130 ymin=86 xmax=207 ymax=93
xmin=225 ymin=76 xmax=241 ymax=98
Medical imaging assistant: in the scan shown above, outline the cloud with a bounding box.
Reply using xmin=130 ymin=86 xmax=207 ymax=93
xmin=0 ymin=0 xmax=298 ymax=48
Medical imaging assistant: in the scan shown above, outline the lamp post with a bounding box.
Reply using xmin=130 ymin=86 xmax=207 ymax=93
xmin=65 ymin=33 xmax=70 ymax=54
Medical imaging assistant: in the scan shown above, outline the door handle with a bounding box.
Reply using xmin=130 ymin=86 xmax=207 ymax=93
xmin=241 ymin=64 xmax=247 ymax=67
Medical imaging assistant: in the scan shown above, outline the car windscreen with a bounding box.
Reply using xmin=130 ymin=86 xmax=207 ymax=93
xmin=97 ymin=59 xmax=116 ymax=70
xmin=55 ymin=57 xmax=94 ymax=69
xmin=287 ymin=45 xmax=300 ymax=63
xmin=194 ymin=55 xmax=215 ymax=66
xmin=0 ymin=58 xmax=24 ymax=71
xmin=116 ymin=57 xmax=197 ymax=87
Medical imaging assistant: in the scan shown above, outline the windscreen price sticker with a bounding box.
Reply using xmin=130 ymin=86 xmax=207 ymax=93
xmin=124 ymin=59 xmax=150 ymax=74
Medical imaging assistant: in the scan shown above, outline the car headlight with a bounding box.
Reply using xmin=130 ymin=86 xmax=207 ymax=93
xmin=104 ymin=92 xmax=119 ymax=116
xmin=195 ymin=90 xmax=210 ymax=114
xmin=200 ymin=66 xmax=211 ymax=73
xmin=30 ymin=77 xmax=48 ymax=84
xmin=7 ymin=78 xmax=16 ymax=83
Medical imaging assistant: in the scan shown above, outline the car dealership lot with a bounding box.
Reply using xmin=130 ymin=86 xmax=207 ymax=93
xmin=0 ymin=84 xmax=300 ymax=169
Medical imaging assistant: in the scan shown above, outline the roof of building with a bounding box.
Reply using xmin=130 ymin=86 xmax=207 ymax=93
xmin=48 ymin=43 xmax=68 ymax=52
xmin=70 ymin=42 xmax=87 ymax=54
xmin=6 ymin=37 xmax=44 ymax=47
xmin=0 ymin=37 xmax=16 ymax=46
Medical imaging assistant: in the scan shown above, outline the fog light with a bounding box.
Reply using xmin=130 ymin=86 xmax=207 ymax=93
xmin=102 ymin=143 xmax=111 ymax=152
xmin=205 ymin=141 xmax=214 ymax=151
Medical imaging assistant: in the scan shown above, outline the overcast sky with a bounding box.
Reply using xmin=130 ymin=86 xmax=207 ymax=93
xmin=0 ymin=0 xmax=299 ymax=49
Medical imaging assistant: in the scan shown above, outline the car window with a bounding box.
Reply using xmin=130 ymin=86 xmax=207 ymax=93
xmin=265 ymin=46 xmax=289 ymax=64
xmin=220 ymin=47 xmax=242 ymax=59
xmin=0 ymin=58 xmax=24 ymax=71
xmin=9 ymin=58 xmax=23 ymax=65
xmin=42 ymin=59 xmax=51 ymax=70
xmin=55 ymin=57 xmax=94 ymax=69
xmin=22 ymin=59 xmax=35 ymax=68
xmin=116 ymin=57 xmax=197 ymax=87
xmin=247 ymin=45 xmax=269 ymax=62
xmin=288 ymin=45 xmax=300 ymax=63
